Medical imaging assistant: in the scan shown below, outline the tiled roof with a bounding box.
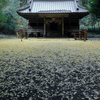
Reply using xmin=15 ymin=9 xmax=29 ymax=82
xmin=17 ymin=0 xmax=88 ymax=14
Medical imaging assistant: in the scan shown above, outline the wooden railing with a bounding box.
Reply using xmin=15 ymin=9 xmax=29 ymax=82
xmin=27 ymin=29 xmax=44 ymax=34
xmin=74 ymin=29 xmax=87 ymax=40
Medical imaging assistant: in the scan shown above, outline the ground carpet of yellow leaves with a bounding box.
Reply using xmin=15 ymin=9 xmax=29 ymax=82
xmin=0 ymin=38 xmax=100 ymax=100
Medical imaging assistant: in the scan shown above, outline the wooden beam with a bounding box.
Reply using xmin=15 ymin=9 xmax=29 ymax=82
xmin=39 ymin=14 xmax=69 ymax=18
xmin=62 ymin=17 xmax=64 ymax=36
xmin=45 ymin=19 xmax=62 ymax=22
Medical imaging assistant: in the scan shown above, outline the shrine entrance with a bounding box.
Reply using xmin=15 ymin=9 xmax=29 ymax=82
xmin=46 ymin=21 xmax=62 ymax=37
xmin=43 ymin=16 xmax=64 ymax=37
xmin=50 ymin=22 xmax=57 ymax=30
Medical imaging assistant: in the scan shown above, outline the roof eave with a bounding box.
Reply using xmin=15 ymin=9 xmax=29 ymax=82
xmin=16 ymin=11 xmax=89 ymax=20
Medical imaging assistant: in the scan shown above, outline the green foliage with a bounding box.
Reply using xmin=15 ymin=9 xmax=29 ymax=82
xmin=0 ymin=11 xmax=7 ymax=24
xmin=87 ymin=26 xmax=100 ymax=32
xmin=79 ymin=0 xmax=100 ymax=34
xmin=1 ymin=10 xmax=16 ymax=34
xmin=0 ymin=0 xmax=28 ymax=35
xmin=0 ymin=0 xmax=8 ymax=25
xmin=80 ymin=14 xmax=100 ymax=33
xmin=80 ymin=24 xmax=100 ymax=32
xmin=0 ymin=0 xmax=7 ymax=8
xmin=80 ymin=14 xmax=96 ymax=26
xmin=0 ymin=0 xmax=18 ymax=34
xmin=88 ymin=0 xmax=100 ymax=18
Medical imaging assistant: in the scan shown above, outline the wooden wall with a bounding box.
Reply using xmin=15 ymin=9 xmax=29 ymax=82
xmin=29 ymin=17 xmax=79 ymax=37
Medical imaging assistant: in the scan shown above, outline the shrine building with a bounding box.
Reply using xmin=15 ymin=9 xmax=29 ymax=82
xmin=17 ymin=0 xmax=89 ymax=37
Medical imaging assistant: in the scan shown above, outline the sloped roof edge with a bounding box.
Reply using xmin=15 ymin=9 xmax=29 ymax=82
xmin=17 ymin=6 xmax=30 ymax=12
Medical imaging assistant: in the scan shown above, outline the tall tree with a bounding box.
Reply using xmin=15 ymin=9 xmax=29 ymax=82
xmin=0 ymin=0 xmax=8 ymax=25
xmin=88 ymin=0 xmax=100 ymax=18
xmin=0 ymin=0 xmax=28 ymax=34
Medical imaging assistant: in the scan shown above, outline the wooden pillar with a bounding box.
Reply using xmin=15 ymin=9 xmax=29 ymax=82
xmin=37 ymin=22 xmax=38 ymax=37
xmin=69 ymin=18 xmax=71 ymax=32
xmin=78 ymin=19 xmax=79 ymax=30
xmin=84 ymin=29 xmax=87 ymax=40
xmin=44 ymin=17 xmax=46 ymax=37
xmin=62 ymin=17 xmax=64 ymax=37
xmin=25 ymin=29 xmax=27 ymax=39
xmin=20 ymin=29 xmax=23 ymax=41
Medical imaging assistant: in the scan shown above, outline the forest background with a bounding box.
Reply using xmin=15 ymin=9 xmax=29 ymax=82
xmin=0 ymin=0 xmax=100 ymax=35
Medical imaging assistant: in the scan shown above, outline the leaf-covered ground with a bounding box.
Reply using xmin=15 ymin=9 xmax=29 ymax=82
xmin=0 ymin=38 xmax=100 ymax=100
